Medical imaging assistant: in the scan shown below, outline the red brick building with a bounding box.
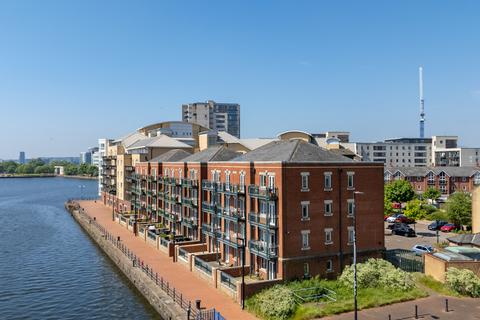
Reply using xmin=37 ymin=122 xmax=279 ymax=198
xmin=385 ymin=167 xmax=480 ymax=199
xmin=131 ymin=140 xmax=385 ymax=281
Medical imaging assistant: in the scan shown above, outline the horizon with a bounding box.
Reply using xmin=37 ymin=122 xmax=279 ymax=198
xmin=1 ymin=1 xmax=480 ymax=159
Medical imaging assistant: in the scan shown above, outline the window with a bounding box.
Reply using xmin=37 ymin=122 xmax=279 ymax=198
xmin=301 ymin=172 xmax=309 ymax=191
xmin=268 ymin=174 xmax=275 ymax=189
xmin=324 ymin=200 xmax=333 ymax=216
xmin=239 ymin=171 xmax=246 ymax=191
xmin=348 ymin=226 xmax=355 ymax=244
xmin=326 ymin=259 xmax=333 ymax=272
xmin=474 ymin=173 xmax=480 ymax=185
xmin=303 ymin=263 xmax=310 ymax=278
xmin=301 ymin=230 xmax=310 ymax=250
xmin=225 ymin=171 xmax=231 ymax=190
xmin=347 ymin=172 xmax=354 ymax=189
xmin=325 ymin=228 xmax=333 ymax=244
xmin=324 ymin=172 xmax=332 ymax=190
xmin=347 ymin=199 xmax=354 ymax=217
xmin=260 ymin=174 xmax=267 ymax=188
xmin=301 ymin=201 xmax=310 ymax=221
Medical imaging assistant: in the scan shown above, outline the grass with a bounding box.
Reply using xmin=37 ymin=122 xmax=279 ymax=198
xmin=246 ymin=277 xmax=428 ymax=320
xmin=413 ymin=273 xmax=460 ymax=297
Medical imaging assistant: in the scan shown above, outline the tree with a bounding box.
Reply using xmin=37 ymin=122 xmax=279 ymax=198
xmin=446 ymin=192 xmax=472 ymax=227
xmin=404 ymin=199 xmax=436 ymax=220
xmin=423 ymin=187 xmax=441 ymax=202
xmin=34 ymin=165 xmax=54 ymax=174
xmin=384 ymin=198 xmax=395 ymax=215
xmin=384 ymin=180 xmax=415 ymax=203
xmin=63 ymin=164 xmax=78 ymax=176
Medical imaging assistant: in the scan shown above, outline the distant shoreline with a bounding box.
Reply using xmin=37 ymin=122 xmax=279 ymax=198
xmin=0 ymin=174 xmax=97 ymax=180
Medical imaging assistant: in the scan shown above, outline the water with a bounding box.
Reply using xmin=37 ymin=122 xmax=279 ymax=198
xmin=0 ymin=177 xmax=161 ymax=320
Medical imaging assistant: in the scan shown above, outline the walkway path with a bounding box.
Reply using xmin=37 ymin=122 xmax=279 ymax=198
xmin=78 ymin=200 xmax=256 ymax=320
xmin=322 ymin=295 xmax=480 ymax=320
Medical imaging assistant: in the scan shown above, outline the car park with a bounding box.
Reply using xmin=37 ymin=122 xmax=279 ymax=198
xmin=427 ymin=220 xmax=448 ymax=231
xmin=411 ymin=244 xmax=434 ymax=255
xmin=386 ymin=214 xmax=401 ymax=223
xmin=391 ymin=224 xmax=416 ymax=237
xmin=440 ymin=223 xmax=457 ymax=232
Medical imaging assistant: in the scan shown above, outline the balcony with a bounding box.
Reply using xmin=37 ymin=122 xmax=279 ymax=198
xmin=181 ymin=215 xmax=198 ymax=228
xmin=201 ymin=202 xmax=217 ymax=214
xmin=202 ymin=180 xmax=217 ymax=191
xmin=182 ymin=179 xmax=199 ymax=188
xmin=219 ymin=207 xmax=245 ymax=222
xmin=218 ymin=183 xmax=246 ymax=196
xmin=125 ymin=166 xmax=134 ymax=172
xmin=248 ymin=212 xmax=278 ymax=229
xmin=249 ymin=240 xmax=278 ymax=259
xmin=163 ymin=177 xmax=176 ymax=185
xmin=248 ymin=185 xmax=278 ymax=200
xmin=182 ymin=197 xmax=198 ymax=208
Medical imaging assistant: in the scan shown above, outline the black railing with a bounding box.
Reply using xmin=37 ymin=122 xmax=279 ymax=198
xmin=71 ymin=203 xmax=225 ymax=320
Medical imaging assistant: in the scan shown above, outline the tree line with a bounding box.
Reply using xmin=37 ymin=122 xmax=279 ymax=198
xmin=0 ymin=159 xmax=98 ymax=177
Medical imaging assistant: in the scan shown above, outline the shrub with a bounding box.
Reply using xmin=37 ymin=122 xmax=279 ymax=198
xmin=248 ymin=285 xmax=297 ymax=320
xmin=445 ymin=267 xmax=480 ymax=297
xmin=429 ymin=210 xmax=449 ymax=222
xmin=339 ymin=259 xmax=414 ymax=291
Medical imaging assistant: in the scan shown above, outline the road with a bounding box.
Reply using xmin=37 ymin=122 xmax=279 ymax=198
xmin=385 ymin=220 xmax=451 ymax=251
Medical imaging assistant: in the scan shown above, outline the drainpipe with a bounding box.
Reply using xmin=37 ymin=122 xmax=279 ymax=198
xmin=338 ymin=168 xmax=344 ymax=270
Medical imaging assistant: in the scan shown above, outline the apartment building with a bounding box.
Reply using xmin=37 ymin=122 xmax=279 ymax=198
xmin=182 ymin=100 xmax=241 ymax=138
xmin=385 ymin=167 xmax=480 ymax=198
xmin=130 ymin=134 xmax=385 ymax=281
xmin=432 ymin=136 xmax=480 ymax=167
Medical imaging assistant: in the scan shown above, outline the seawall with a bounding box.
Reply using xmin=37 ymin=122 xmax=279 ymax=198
xmin=65 ymin=203 xmax=186 ymax=320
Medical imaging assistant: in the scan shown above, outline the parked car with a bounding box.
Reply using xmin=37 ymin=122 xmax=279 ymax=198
xmin=392 ymin=203 xmax=402 ymax=209
xmin=440 ymin=223 xmax=457 ymax=232
xmin=412 ymin=244 xmax=434 ymax=255
xmin=427 ymin=220 xmax=448 ymax=231
xmin=387 ymin=222 xmax=407 ymax=230
xmin=386 ymin=214 xmax=401 ymax=223
xmin=394 ymin=214 xmax=415 ymax=224
xmin=391 ymin=224 xmax=416 ymax=237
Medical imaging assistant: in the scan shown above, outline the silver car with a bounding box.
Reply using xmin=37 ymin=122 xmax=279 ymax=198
xmin=412 ymin=244 xmax=434 ymax=256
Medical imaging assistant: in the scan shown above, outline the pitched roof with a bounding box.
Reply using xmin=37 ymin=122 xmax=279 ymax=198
xmin=126 ymin=134 xmax=192 ymax=150
xmin=181 ymin=145 xmax=241 ymax=162
xmin=217 ymin=131 xmax=277 ymax=151
xmin=447 ymin=233 xmax=480 ymax=247
xmin=386 ymin=166 xmax=480 ymax=177
xmin=231 ymin=139 xmax=354 ymax=162
xmin=149 ymin=149 xmax=192 ymax=163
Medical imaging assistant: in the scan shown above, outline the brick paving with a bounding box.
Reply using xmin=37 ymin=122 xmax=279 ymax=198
xmin=78 ymin=200 xmax=257 ymax=320
xmin=322 ymin=295 xmax=480 ymax=320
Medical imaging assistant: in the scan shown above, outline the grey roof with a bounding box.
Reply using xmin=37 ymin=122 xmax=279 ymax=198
xmin=447 ymin=233 xmax=480 ymax=247
xmin=181 ymin=146 xmax=241 ymax=162
xmin=231 ymin=140 xmax=354 ymax=162
xmin=126 ymin=134 xmax=192 ymax=150
xmin=149 ymin=149 xmax=191 ymax=163
xmin=386 ymin=166 xmax=480 ymax=177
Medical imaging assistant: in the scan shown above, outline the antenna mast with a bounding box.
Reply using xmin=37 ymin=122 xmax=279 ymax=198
xmin=419 ymin=66 xmax=425 ymax=138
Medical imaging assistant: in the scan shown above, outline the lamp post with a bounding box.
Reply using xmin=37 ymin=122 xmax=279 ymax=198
xmin=352 ymin=190 xmax=364 ymax=320
xmin=238 ymin=236 xmax=246 ymax=310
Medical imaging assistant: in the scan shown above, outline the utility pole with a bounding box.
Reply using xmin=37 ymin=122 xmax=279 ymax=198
xmin=352 ymin=190 xmax=364 ymax=320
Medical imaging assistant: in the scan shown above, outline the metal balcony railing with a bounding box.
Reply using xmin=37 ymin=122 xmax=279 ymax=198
xmin=248 ymin=185 xmax=278 ymax=200
xmin=248 ymin=212 xmax=278 ymax=229
xmin=249 ymin=240 xmax=278 ymax=258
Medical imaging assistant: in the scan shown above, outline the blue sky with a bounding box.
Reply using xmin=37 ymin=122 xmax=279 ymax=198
xmin=1 ymin=1 xmax=479 ymax=159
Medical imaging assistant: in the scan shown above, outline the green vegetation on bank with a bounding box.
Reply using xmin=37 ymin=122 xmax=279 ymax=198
xmin=0 ymin=159 xmax=98 ymax=177
xmin=246 ymin=259 xmax=428 ymax=320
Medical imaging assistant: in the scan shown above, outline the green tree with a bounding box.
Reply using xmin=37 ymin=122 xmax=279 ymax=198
xmin=446 ymin=192 xmax=472 ymax=227
xmin=5 ymin=161 xmax=18 ymax=174
xmin=63 ymin=164 xmax=78 ymax=176
xmin=87 ymin=165 xmax=98 ymax=176
xmin=384 ymin=180 xmax=415 ymax=203
xmin=384 ymin=198 xmax=395 ymax=215
xmin=404 ymin=199 xmax=436 ymax=220
xmin=34 ymin=164 xmax=54 ymax=174
xmin=423 ymin=187 xmax=441 ymax=202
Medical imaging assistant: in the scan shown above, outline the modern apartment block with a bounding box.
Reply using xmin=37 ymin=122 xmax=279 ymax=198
xmin=385 ymin=167 xmax=480 ymax=199
xmin=19 ymin=151 xmax=26 ymax=164
xmin=129 ymin=132 xmax=384 ymax=281
xmin=182 ymin=100 xmax=241 ymax=138
xmin=432 ymin=136 xmax=480 ymax=167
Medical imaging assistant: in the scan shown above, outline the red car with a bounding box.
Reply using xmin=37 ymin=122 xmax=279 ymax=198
xmin=394 ymin=214 xmax=415 ymax=224
xmin=440 ymin=223 xmax=456 ymax=232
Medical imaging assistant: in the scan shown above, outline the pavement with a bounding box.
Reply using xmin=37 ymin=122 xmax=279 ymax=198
xmin=78 ymin=200 xmax=257 ymax=320
xmin=322 ymin=295 xmax=480 ymax=320
xmin=385 ymin=221 xmax=450 ymax=251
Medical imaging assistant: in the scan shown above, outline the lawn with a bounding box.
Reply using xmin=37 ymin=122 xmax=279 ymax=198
xmin=413 ymin=273 xmax=460 ymax=297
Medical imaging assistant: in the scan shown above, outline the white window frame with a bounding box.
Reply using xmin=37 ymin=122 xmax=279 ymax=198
xmin=324 ymin=228 xmax=333 ymax=245
xmin=301 ymin=201 xmax=310 ymax=221
xmin=301 ymin=172 xmax=310 ymax=191
xmin=259 ymin=174 xmax=267 ymax=188
xmin=239 ymin=171 xmax=246 ymax=191
xmin=324 ymin=200 xmax=333 ymax=216
xmin=268 ymin=174 xmax=275 ymax=189
xmin=347 ymin=199 xmax=354 ymax=217
xmin=225 ymin=171 xmax=231 ymax=191
xmin=324 ymin=172 xmax=332 ymax=190
xmin=326 ymin=259 xmax=333 ymax=272
xmin=348 ymin=226 xmax=354 ymax=244
xmin=303 ymin=263 xmax=310 ymax=277
xmin=347 ymin=171 xmax=355 ymax=190
xmin=301 ymin=230 xmax=310 ymax=250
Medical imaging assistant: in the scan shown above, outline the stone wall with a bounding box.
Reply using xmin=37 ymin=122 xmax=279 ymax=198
xmin=68 ymin=206 xmax=186 ymax=320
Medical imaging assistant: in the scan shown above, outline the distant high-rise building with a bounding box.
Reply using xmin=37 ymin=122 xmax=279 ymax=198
xmin=182 ymin=100 xmax=241 ymax=138
xmin=80 ymin=151 xmax=92 ymax=164
xmin=19 ymin=151 xmax=26 ymax=164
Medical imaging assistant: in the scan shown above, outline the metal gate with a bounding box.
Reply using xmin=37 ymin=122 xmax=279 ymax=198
xmin=384 ymin=249 xmax=424 ymax=273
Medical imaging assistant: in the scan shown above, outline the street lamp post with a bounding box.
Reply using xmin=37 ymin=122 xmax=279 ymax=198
xmin=238 ymin=237 xmax=246 ymax=310
xmin=352 ymin=190 xmax=364 ymax=320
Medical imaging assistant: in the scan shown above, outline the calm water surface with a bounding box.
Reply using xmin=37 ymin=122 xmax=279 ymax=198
xmin=0 ymin=177 xmax=161 ymax=320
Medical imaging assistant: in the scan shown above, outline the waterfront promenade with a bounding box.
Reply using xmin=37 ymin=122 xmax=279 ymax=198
xmin=78 ymin=200 xmax=257 ymax=320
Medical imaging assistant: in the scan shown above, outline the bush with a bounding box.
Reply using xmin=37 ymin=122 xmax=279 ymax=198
xmin=429 ymin=210 xmax=449 ymax=222
xmin=403 ymin=199 xmax=436 ymax=220
xmin=339 ymin=259 xmax=414 ymax=291
xmin=247 ymin=285 xmax=297 ymax=320
xmin=445 ymin=267 xmax=480 ymax=297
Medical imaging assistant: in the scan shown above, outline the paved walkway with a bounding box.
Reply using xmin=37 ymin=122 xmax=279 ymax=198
xmin=322 ymin=295 xmax=480 ymax=320
xmin=78 ymin=200 xmax=256 ymax=320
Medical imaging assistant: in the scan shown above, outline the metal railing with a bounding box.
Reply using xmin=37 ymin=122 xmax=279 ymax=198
xmin=248 ymin=185 xmax=278 ymax=200
xmin=178 ymin=247 xmax=188 ymax=261
xmin=219 ymin=272 xmax=237 ymax=291
xmin=194 ymin=257 xmax=213 ymax=276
